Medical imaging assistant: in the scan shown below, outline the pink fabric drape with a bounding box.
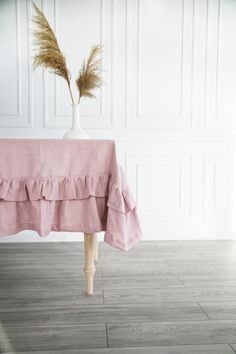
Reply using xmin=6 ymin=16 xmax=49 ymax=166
xmin=0 ymin=139 xmax=142 ymax=251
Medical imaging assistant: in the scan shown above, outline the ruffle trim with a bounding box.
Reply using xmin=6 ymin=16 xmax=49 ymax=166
xmin=0 ymin=174 xmax=110 ymax=202
xmin=0 ymin=173 xmax=136 ymax=214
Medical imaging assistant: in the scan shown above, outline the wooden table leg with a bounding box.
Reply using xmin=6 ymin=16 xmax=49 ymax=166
xmin=94 ymin=238 xmax=99 ymax=261
xmin=84 ymin=233 xmax=98 ymax=295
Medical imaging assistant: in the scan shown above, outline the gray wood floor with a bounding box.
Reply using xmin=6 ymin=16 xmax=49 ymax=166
xmin=0 ymin=240 xmax=236 ymax=353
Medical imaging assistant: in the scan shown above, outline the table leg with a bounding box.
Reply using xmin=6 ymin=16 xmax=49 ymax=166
xmin=83 ymin=233 xmax=98 ymax=295
xmin=94 ymin=238 xmax=99 ymax=261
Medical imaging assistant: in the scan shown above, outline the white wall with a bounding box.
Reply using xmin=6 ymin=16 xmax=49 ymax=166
xmin=0 ymin=0 xmax=236 ymax=242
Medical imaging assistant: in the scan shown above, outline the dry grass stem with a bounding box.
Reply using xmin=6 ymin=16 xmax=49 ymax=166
xmin=31 ymin=2 xmax=74 ymax=104
xmin=76 ymin=45 xmax=103 ymax=103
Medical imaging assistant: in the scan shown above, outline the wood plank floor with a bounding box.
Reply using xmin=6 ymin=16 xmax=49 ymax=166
xmin=0 ymin=240 xmax=236 ymax=353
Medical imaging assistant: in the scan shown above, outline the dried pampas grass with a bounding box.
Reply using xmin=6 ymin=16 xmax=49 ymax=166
xmin=31 ymin=2 xmax=104 ymax=105
xmin=76 ymin=45 xmax=103 ymax=103
xmin=32 ymin=2 xmax=74 ymax=103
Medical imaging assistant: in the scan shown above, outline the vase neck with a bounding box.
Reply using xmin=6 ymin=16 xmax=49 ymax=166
xmin=71 ymin=104 xmax=81 ymax=130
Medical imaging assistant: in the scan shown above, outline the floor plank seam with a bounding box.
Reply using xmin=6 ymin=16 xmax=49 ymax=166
xmin=153 ymin=245 xmax=160 ymax=252
xmin=1 ymin=318 xmax=220 ymax=328
xmin=167 ymin=270 xmax=188 ymax=288
xmin=196 ymin=301 xmax=211 ymax=320
xmin=158 ymin=256 xmax=171 ymax=268
xmin=105 ymin=323 xmax=109 ymax=348
xmin=229 ymin=344 xmax=236 ymax=353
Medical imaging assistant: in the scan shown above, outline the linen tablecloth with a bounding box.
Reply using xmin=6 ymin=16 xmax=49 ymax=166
xmin=0 ymin=139 xmax=142 ymax=251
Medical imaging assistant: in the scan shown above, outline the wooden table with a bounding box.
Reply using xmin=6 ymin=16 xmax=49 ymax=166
xmin=0 ymin=139 xmax=142 ymax=295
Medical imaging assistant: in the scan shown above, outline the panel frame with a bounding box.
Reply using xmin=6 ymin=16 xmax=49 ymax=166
xmin=0 ymin=0 xmax=33 ymax=128
xmin=126 ymin=153 xmax=192 ymax=221
xmin=43 ymin=0 xmax=113 ymax=129
xmin=125 ymin=0 xmax=194 ymax=129
xmin=205 ymin=0 xmax=236 ymax=129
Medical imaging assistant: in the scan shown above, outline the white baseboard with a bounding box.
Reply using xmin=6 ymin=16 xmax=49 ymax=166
xmin=0 ymin=231 xmax=104 ymax=243
xmin=0 ymin=230 xmax=235 ymax=242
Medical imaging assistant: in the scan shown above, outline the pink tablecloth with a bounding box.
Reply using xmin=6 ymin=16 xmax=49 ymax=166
xmin=0 ymin=139 xmax=142 ymax=251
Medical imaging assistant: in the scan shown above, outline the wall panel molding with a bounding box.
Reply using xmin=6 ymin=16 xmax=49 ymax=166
xmin=126 ymin=152 xmax=192 ymax=221
xmin=43 ymin=0 xmax=114 ymax=129
xmin=203 ymin=153 xmax=236 ymax=220
xmin=125 ymin=0 xmax=194 ymax=129
xmin=205 ymin=0 xmax=236 ymax=128
xmin=0 ymin=0 xmax=32 ymax=127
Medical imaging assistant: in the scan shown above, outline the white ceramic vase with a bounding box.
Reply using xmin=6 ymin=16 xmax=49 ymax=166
xmin=63 ymin=103 xmax=90 ymax=139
